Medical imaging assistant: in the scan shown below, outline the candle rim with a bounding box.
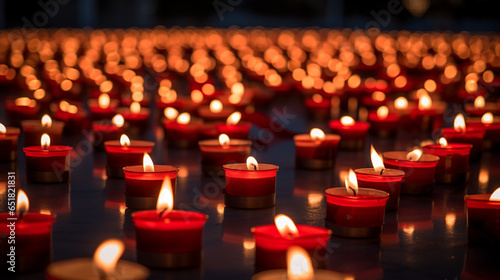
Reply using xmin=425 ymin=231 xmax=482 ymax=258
xmin=0 ymin=212 xmax=56 ymax=223
xmin=422 ymin=143 xmax=472 ymax=150
xmin=251 ymin=269 xmax=347 ymax=280
xmin=123 ymin=165 xmax=179 ymax=174
xmin=21 ymin=119 xmax=65 ymax=129
xmin=354 ymin=168 xmax=405 ymax=177
xmin=251 ymin=224 xmax=331 ymax=239
xmin=46 ymin=258 xmax=150 ymax=280
xmin=0 ymin=126 xmax=20 ymax=136
xmin=23 ymin=145 xmax=72 ymax=153
xmin=329 ymin=120 xmax=371 ymax=130
xmin=465 ymin=193 xmax=500 ymax=203
xmin=223 ymin=163 xmax=279 ymax=171
xmin=104 ymin=140 xmax=155 ymax=148
xmin=198 ymin=139 xmax=252 ymax=147
xmin=325 ymin=187 xmax=389 ymax=199
xmin=88 ymin=98 xmax=120 ymax=108
xmin=293 ymin=134 xmax=341 ymax=142
xmin=382 ymin=151 xmax=440 ymax=163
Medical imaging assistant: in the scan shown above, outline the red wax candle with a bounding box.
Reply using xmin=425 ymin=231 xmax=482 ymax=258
xmin=23 ymin=137 xmax=72 ymax=183
xmin=104 ymin=137 xmax=155 ymax=178
xmin=198 ymin=136 xmax=251 ymax=176
xmin=354 ymin=168 xmax=404 ymax=212
xmin=163 ymin=113 xmax=202 ymax=148
xmin=21 ymin=116 xmax=64 ymax=147
xmin=367 ymin=107 xmax=400 ymax=138
xmin=116 ymin=102 xmax=150 ymax=134
xmin=441 ymin=115 xmax=485 ymax=161
xmin=465 ymin=191 xmax=500 ymax=246
xmin=305 ymin=94 xmax=331 ymax=120
xmin=467 ymin=114 xmax=500 ymax=150
xmin=4 ymin=97 xmax=40 ymax=124
xmin=409 ymin=93 xmax=446 ymax=132
xmin=329 ymin=117 xmax=370 ymax=150
xmin=223 ymin=160 xmax=279 ymax=209
xmin=422 ymin=140 xmax=472 ymax=184
xmin=215 ymin=122 xmax=251 ymax=139
xmin=325 ymin=187 xmax=389 ymax=238
xmin=91 ymin=117 xmax=128 ymax=149
xmin=88 ymin=94 xmax=119 ymax=120
xmin=51 ymin=101 xmax=89 ymax=134
xmin=464 ymin=96 xmax=498 ymax=117
xmin=0 ymin=125 xmax=20 ymax=161
xmin=198 ymin=100 xmax=234 ymax=123
xmin=293 ymin=129 xmax=340 ymax=169
xmin=382 ymin=151 xmax=439 ymax=195
xmin=361 ymin=91 xmax=388 ymax=110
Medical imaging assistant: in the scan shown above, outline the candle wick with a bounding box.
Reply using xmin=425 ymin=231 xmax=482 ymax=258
xmin=19 ymin=212 xmax=24 ymax=221
xmin=349 ymin=187 xmax=357 ymax=196
xmin=380 ymin=169 xmax=385 ymax=175
xmin=253 ymin=164 xmax=257 ymax=170
xmin=158 ymin=209 xmax=167 ymax=220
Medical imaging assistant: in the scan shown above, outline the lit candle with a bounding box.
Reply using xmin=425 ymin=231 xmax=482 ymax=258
xmin=117 ymin=102 xmax=150 ymax=135
xmin=123 ymin=153 xmax=178 ymax=210
xmin=466 ymin=112 xmax=500 ymax=150
xmin=329 ymin=116 xmax=370 ymax=150
xmin=441 ymin=113 xmax=485 ymax=161
xmin=0 ymin=190 xmax=55 ymax=272
xmin=422 ymin=137 xmax=472 ymax=184
xmin=157 ymin=87 xmax=190 ymax=111
xmin=23 ymin=134 xmax=72 ymax=183
xmin=88 ymin=93 xmax=119 ymax=120
xmin=410 ymin=90 xmax=446 ymax=132
xmin=0 ymin=123 xmax=20 ymax=161
xmin=198 ymin=99 xmax=234 ymax=123
xmin=382 ymin=149 xmax=439 ymax=195
xmin=91 ymin=114 xmax=128 ymax=148
xmin=223 ymin=156 xmax=278 ymax=209
xmin=361 ymin=91 xmax=388 ymax=110
xmin=21 ymin=114 xmax=64 ymax=147
xmin=354 ymin=145 xmax=405 ymax=211
xmin=305 ymin=94 xmax=331 ymax=120
xmin=293 ymin=128 xmax=341 ymax=169
xmin=220 ymin=82 xmax=253 ymax=110
xmin=4 ymin=97 xmax=40 ymax=124
xmin=465 ymin=96 xmax=498 ymax=117
xmin=465 ymin=187 xmax=500 ymax=246
xmin=52 ymin=100 xmax=89 ymax=134
xmin=46 ymin=239 xmax=150 ymax=280
xmin=163 ymin=112 xmax=202 ymax=148
xmin=215 ymin=112 xmax=251 ymax=139
xmin=132 ymin=178 xmax=208 ymax=268
xmin=104 ymin=134 xmax=155 ymax=178
xmin=368 ymin=106 xmax=400 ymax=138
xmin=325 ymin=169 xmax=389 ymax=238
xmin=198 ymin=134 xmax=251 ymax=176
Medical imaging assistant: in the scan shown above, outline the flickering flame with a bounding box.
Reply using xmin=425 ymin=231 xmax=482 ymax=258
xmin=345 ymin=169 xmax=358 ymax=195
xmin=120 ymin=134 xmax=130 ymax=147
xmin=0 ymin=123 xmax=5 ymax=134
xmin=275 ymin=214 xmax=299 ymax=239
xmin=112 ymin=114 xmax=124 ymax=128
xmin=143 ymin=153 xmax=155 ymax=172
xmin=418 ymin=93 xmax=432 ymax=110
xmin=132 ymin=91 xmax=144 ymax=102
xmin=370 ymin=145 xmax=385 ymax=173
xmin=394 ymin=97 xmax=408 ymax=110
xmin=372 ymin=91 xmax=386 ymax=101
xmin=231 ymin=82 xmax=244 ymax=96
xmin=228 ymin=94 xmax=242 ymax=104
xmin=445 ymin=213 xmax=456 ymax=228
xmin=310 ymin=128 xmax=325 ymax=140
xmin=406 ymin=149 xmax=422 ymax=161
xmin=130 ymin=102 xmax=141 ymax=114
xmin=59 ymin=100 xmax=69 ymax=111
xmin=161 ymin=89 xmax=177 ymax=103
xmin=15 ymin=97 xmax=36 ymax=107
xmin=287 ymin=246 xmax=314 ymax=280
xmin=98 ymin=93 xmax=110 ymax=109
xmin=340 ymin=116 xmax=355 ymax=126
xmin=474 ymin=96 xmax=485 ymax=109
xmin=157 ymin=177 xmax=174 ymax=215
xmin=377 ymin=106 xmax=389 ymax=119
xmin=210 ymin=100 xmax=223 ymax=113
xmin=454 ymin=114 xmax=466 ymax=132
xmin=481 ymin=113 xmax=493 ymax=124
xmin=41 ymin=133 xmax=50 ymax=150
xmin=67 ymin=105 xmax=78 ymax=114
xmin=219 ymin=134 xmax=230 ymax=147
xmin=33 ymin=89 xmax=46 ymax=100
xmin=41 ymin=114 xmax=52 ymax=128
xmin=191 ymin=90 xmax=204 ymax=103
xmin=93 ymin=239 xmax=124 ymax=275
xmin=164 ymin=107 xmax=179 ymax=120
xmin=490 ymin=187 xmax=500 ymax=201
xmin=312 ymin=94 xmax=323 ymax=103
xmin=226 ymin=112 xmax=241 ymax=125
xmin=246 ymin=156 xmax=259 ymax=170
xmin=439 ymin=137 xmax=448 ymax=147
xmin=17 ymin=190 xmax=29 ymax=217
xmin=177 ymin=113 xmax=191 ymax=125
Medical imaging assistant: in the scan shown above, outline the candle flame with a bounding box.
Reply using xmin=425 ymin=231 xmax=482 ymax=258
xmin=143 ymin=153 xmax=155 ymax=172
xmin=15 ymin=97 xmax=36 ymax=107
xmin=157 ymin=177 xmax=174 ymax=215
xmin=228 ymin=94 xmax=242 ymax=104
xmin=474 ymin=96 xmax=485 ymax=109
xmin=418 ymin=93 xmax=432 ymax=110
xmin=41 ymin=133 xmax=50 ymax=150
xmin=490 ymin=187 xmax=500 ymax=201
xmin=406 ymin=149 xmax=422 ymax=161
xmin=210 ymin=100 xmax=223 ymax=113
xmin=312 ymin=94 xmax=323 ymax=103
xmin=287 ymin=246 xmax=314 ymax=280
xmin=246 ymin=156 xmax=259 ymax=170
xmin=231 ymin=82 xmax=244 ymax=96
xmin=98 ymin=93 xmax=110 ymax=109
xmin=376 ymin=106 xmax=389 ymax=119
xmin=99 ymin=80 xmax=113 ymax=93
xmin=454 ymin=114 xmax=466 ymax=132
xmin=17 ymin=190 xmax=29 ymax=216
xmin=164 ymin=107 xmax=179 ymax=120
xmin=191 ymin=90 xmax=204 ymax=104
xmin=177 ymin=112 xmax=191 ymax=125
xmin=394 ymin=97 xmax=408 ymax=110
xmin=340 ymin=116 xmax=355 ymax=126
xmin=130 ymin=102 xmax=141 ymax=114
xmin=120 ymin=134 xmax=130 ymax=147
xmin=310 ymin=128 xmax=325 ymax=140
xmin=439 ymin=137 xmax=448 ymax=147
xmin=41 ymin=114 xmax=52 ymax=128
xmin=93 ymin=239 xmax=124 ymax=275
xmin=226 ymin=112 xmax=241 ymax=125
xmin=112 ymin=114 xmax=124 ymax=128
xmin=370 ymin=145 xmax=385 ymax=173
xmin=219 ymin=134 xmax=230 ymax=147
xmin=59 ymin=100 xmax=69 ymax=112
xmin=275 ymin=214 xmax=299 ymax=239
xmin=132 ymin=91 xmax=144 ymax=102
xmin=34 ymin=89 xmax=46 ymax=100
xmin=67 ymin=105 xmax=78 ymax=114
xmin=345 ymin=169 xmax=358 ymax=195
xmin=0 ymin=123 xmax=6 ymax=134
xmin=372 ymin=91 xmax=386 ymax=101
xmin=161 ymin=89 xmax=177 ymax=103
xmin=481 ymin=112 xmax=493 ymax=124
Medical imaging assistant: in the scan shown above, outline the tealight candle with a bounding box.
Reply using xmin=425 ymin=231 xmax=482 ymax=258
xmin=123 ymin=153 xmax=178 ymax=210
xmin=51 ymin=100 xmax=89 ymax=134
xmin=21 ymin=114 xmax=64 ymax=147
xmin=4 ymin=97 xmax=40 ymax=124
xmin=422 ymin=137 xmax=472 ymax=184
xmin=156 ymin=88 xmax=191 ymax=111
xmin=368 ymin=106 xmax=400 ymax=138
xmin=91 ymin=114 xmax=128 ymax=148
xmin=465 ymin=96 xmax=498 ymax=117
xmin=215 ymin=112 xmax=251 ymax=139
xmin=198 ymin=99 xmax=234 ymax=123
xmin=467 ymin=113 xmax=500 ymax=150
xmin=223 ymin=156 xmax=278 ymax=209
xmin=305 ymin=94 xmax=331 ymax=120
xmin=382 ymin=149 xmax=440 ymax=195
xmin=354 ymin=146 xmax=405 ymax=211
xmin=117 ymin=102 xmax=150 ymax=134
xmin=132 ymin=178 xmax=208 ymax=268
xmin=0 ymin=123 xmax=20 ymax=161
xmin=441 ymin=114 xmax=485 ymax=161
xmin=0 ymin=191 xmax=55 ymax=272
xmin=122 ymin=91 xmax=150 ymax=107
xmin=410 ymin=91 xmax=446 ymax=132
xmin=46 ymin=239 xmax=150 ymax=280
xmin=23 ymin=134 xmax=72 ymax=183
xmin=104 ymin=134 xmax=155 ymax=178
xmin=325 ymin=170 xmax=389 ymax=238
xmin=251 ymin=215 xmax=331 ymax=269
xmin=163 ymin=112 xmax=202 ymax=148
xmin=293 ymin=128 xmax=341 ymax=169
xmin=329 ymin=116 xmax=370 ymax=150
xmin=198 ymin=134 xmax=251 ymax=176
xmin=465 ymin=188 xmax=500 ymax=246
xmin=361 ymin=91 xmax=388 ymax=110
xmin=88 ymin=93 xmax=119 ymax=120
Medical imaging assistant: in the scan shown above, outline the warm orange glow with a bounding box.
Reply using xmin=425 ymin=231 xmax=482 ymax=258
xmin=202 ymin=83 xmax=215 ymax=96
xmin=418 ymin=93 xmax=432 ymax=110
xmin=490 ymin=187 xmax=500 ymax=201
xmin=439 ymin=137 xmax=448 ymax=147
xmin=112 ymin=114 xmax=124 ymax=127
xmin=164 ymin=107 xmax=179 ymax=120
xmin=226 ymin=112 xmax=241 ymax=125
xmin=386 ymin=64 xmax=400 ymax=78
xmin=0 ymin=123 xmax=6 ymax=134
xmin=100 ymin=80 xmax=113 ymax=93
xmin=17 ymin=190 xmax=29 ymax=216
xmin=310 ymin=128 xmax=325 ymax=140
xmin=424 ymin=79 xmax=437 ymax=92
xmin=465 ymin=80 xmax=478 ymax=93
xmin=219 ymin=134 xmax=230 ymax=147
xmin=372 ymin=91 xmax=386 ymax=102
xmin=275 ymin=214 xmax=299 ymax=239
xmin=41 ymin=114 xmax=52 ymax=128
xmin=394 ymin=97 xmax=408 ymax=110
xmin=347 ymin=74 xmax=361 ymax=89
xmin=120 ymin=134 xmax=130 ymax=147
xmin=191 ymin=90 xmax=204 ymax=104
xmin=228 ymin=94 xmax=242 ymax=105
xmin=340 ymin=116 xmax=355 ymax=126
xmin=474 ymin=96 xmax=485 ymax=109
xmin=394 ymin=76 xmax=407 ymax=88
xmin=60 ymin=80 xmax=73 ymax=91
xmin=41 ymin=133 xmax=50 ymax=150
xmin=376 ymin=106 xmax=389 ymax=119
xmin=33 ymin=89 xmax=46 ymax=100
xmin=345 ymin=169 xmax=358 ymax=195
xmin=453 ymin=114 xmax=466 ymax=132
xmin=143 ymin=153 xmax=155 ymax=172
xmin=93 ymin=239 xmax=124 ymax=274
xmin=157 ymin=177 xmax=174 ymax=215
xmin=132 ymin=91 xmax=144 ymax=102
xmin=481 ymin=113 xmax=494 ymax=124
xmin=286 ymin=246 xmax=314 ymax=280
xmin=130 ymin=102 xmax=141 ymax=114
xmin=15 ymin=97 xmax=36 ymax=107
xmin=371 ymin=145 xmax=385 ymax=173
xmin=98 ymin=93 xmax=110 ymax=109
xmin=444 ymin=64 xmax=457 ymax=79
xmin=231 ymin=82 xmax=244 ymax=96
xmin=445 ymin=213 xmax=456 ymax=228
xmin=246 ymin=156 xmax=259 ymax=170
xmin=406 ymin=149 xmax=422 ymax=161
xmin=311 ymin=94 xmax=323 ymax=103
xmin=59 ymin=100 xmax=69 ymax=111
xmin=177 ymin=113 xmax=191 ymax=125
xmin=210 ymin=100 xmax=223 ymax=113
xmin=67 ymin=105 xmax=78 ymax=114
xmin=160 ymin=89 xmax=177 ymax=103
xmin=483 ymin=70 xmax=494 ymax=83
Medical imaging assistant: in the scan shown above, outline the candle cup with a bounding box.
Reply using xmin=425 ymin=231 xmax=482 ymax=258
xmin=329 ymin=120 xmax=370 ymax=150
xmin=23 ymin=145 xmax=72 ymax=183
xmin=132 ymin=210 xmax=208 ymax=269
xmin=198 ymin=123 xmax=218 ymax=140
xmin=45 ymin=259 xmax=150 ymax=280
xmin=91 ymin=121 xmax=129 ymax=149
xmin=252 ymin=269 xmax=346 ymax=280
xmin=51 ymin=103 xmax=90 ymax=135
xmin=198 ymin=107 xmax=234 ymax=123
xmin=163 ymin=119 xmax=201 ymax=149
xmin=382 ymin=151 xmax=440 ymax=195
xmin=198 ymin=139 xmax=251 ymax=176
xmin=0 ymin=213 xmax=55 ymax=272
xmin=305 ymin=97 xmax=331 ymax=121
xmin=325 ymin=187 xmax=389 ymax=238
xmin=441 ymin=127 xmax=485 ymax=162
xmin=215 ymin=122 xmax=252 ymax=139
xmin=223 ymin=163 xmax=279 ymax=209
xmin=465 ymin=194 xmax=500 ymax=246
xmin=4 ymin=98 xmax=41 ymax=125
xmin=116 ymin=107 xmax=151 ymax=135
xmin=88 ymin=98 xmax=119 ymax=120
xmin=354 ymin=168 xmax=405 ymax=211
xmin=123 ymin=165 xmax=178 ymax=210
xmin=467 ymin=118 xmax=500 ymax=150
xmin=410 ymin=107 xmax=445 ymax=133
xmin=0 ymin=127 xmax=20 ymax=162
xmin=367 ymin=112 xmax=400 ymax=138
xmin=251 ymin=225 xmax=331 ymax=269
xmin=293 ymin=134 xmax=341 ymax=170
xmin=21 ymin=120 xmax=65 ymax=147
xmin=104 ymin=140 xmax=155 ymax=178
xmin=422 ymin=143 xmax=472 ymax=184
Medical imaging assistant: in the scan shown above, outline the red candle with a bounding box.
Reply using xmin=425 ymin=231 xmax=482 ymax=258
xmin=163 ymin=112 xmax=201 ymax=148
xmin=252 ymin=214 xmax=331 ymax=269
xmin=215 ymin=112 xmax=251 ymax=139
xmin=4 ymin=97 xmax=40 ymax=124
xmin=467 ymin=113 xmax=500 ymax=150
xmin=21 ymin=115 xmax=64 ymax=147
xmin=382 ymin=150 xmax=439 ymax=195
xmin=88 ymin=93 xmax=119 ymax=120
xmin=91 ymin=114 xmax=128 ymax=148
xmin=198 ymin=99 xmax=234 ymax=123
xmin=464 ymin=96 xmax=498 ymax=117
xmin=361 ymin=91 xmax=388 ymax=110
xmin=465 ymin=188 xmax=500 ymax=246
xmin=440 ymin=113 xmax=485 ymax=161
xmin=0 ymin=190 xmax=55 ymax=272
xmin=156 ymin=87 xmax=192 ymax=110
xmin=354 ymin=146 xmax=405 ymax=211
xmin=121 ymin=91 xmax=150 ymax=107
xmin=51 ymin=100 xmax=89 ymax=134
xmin=325 ymin=170 xmax=389 ymax=238
xmin=23 ymin=134 xmax=72 ymax=183
xmin=116 ymin=102 xmax=150 ymax=134
xmin=104 ymin=135 xmax=155 ymax=178
xmin=293 ymin=128 xmax=340 ymax=169
xmin=123 ymin=153 xmax=178 ymax=210
xmin=422 ymin=137 xmax=472 ymax=184
xmin=305 ymin=94 xmax=331 ymax=120
xmin=329 ymin=116 xmax=370 ymax=150
xmin=132 ymin=179 xmax=208 ymax=268
xmin=198 ymin=134 xmax=251 ymax=176
xmin=0 ymin=123 xmax=20 ymax=161
xmin=409 ymin=92 xmax=446 ymax=132
xmin=368 ymin=106 xmax=400 ymax=138
xmin=223 ymin=156 xmax=278 ymax=209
